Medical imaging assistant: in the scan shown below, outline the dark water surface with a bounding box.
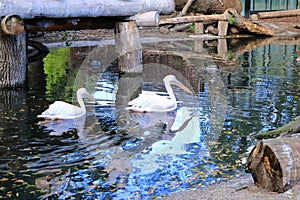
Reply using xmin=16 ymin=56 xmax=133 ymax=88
xmin=0 ymin=38 xmax=299 ymax=199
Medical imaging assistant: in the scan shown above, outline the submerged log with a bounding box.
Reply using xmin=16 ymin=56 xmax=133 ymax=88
xmin=253 ymin=117 xmax=300 ymax=139
xmin=245 ymin=135 xmax=300 ymax=192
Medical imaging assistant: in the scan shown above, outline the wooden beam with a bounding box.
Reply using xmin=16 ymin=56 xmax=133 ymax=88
xmin=24 ymin=17 xmax=122 ymax=33
xmin=24 ymin=12 xmax=160 ymax=33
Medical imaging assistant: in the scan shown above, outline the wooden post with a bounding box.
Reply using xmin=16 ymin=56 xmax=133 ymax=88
xmin=217 ymin=39 xmax=227 ymax=58
xmin=0 ymin=26 xmax=26 ymax=88
xmin=194 ymin=22 xmax=204 ymax=34
xmin=116 ymin=74 xmax=143 ymax=107
xmin=115 ymin=21 xmax=143 ymax=73
xmin=218 ymin=21 xmax=228 ymax=36
xmin=194 ymin=40 xmax=204 ymax=52
xmin=245 ymin=136 xmax=300 ymax=192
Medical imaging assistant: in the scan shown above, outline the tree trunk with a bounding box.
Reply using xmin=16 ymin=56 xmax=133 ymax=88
xmin=0 ymin=0 xmax=175 ymax=18
xmin=245 ymin=136 xmax=300 ymax=192
xmin=174 ymin=0 xmax=242 ymax=14
xmin=0 ymin=30 xmax=27 ymax=88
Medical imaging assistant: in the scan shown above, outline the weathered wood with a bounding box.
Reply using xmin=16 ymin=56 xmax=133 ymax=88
xmin=177 ymin=0 xmax=195 ymax=17
xmin=205 ymin=25 xmax=219 ymax=35
xmin=160 ymin=8 xmax=274 ymax=36
xmin=218 ymin=21 xmax=228 ymax=36
xmin=0 ymin=29 xmax=26 ymax=88
xmin=245 ymin=135 xmax=300 ymax=192
xmin=0 ymin=0 xmax=175 ymax=19
xmin=115 ymin=21 xmax=143 ymax=73
xmin=254 ymin=9 xmax=300 ymax=20
xmin=194 ymin=22 xmax=204 ymax=34
xmin=226 ymin=8 xmax=274 ymax=36
xmin=159 ymin=12 xmax=228 ymax=25
xmin=1 ymin=14 xmax=24 ymax=35
xmin=170 ymin=23 xmax=193 ymax=32
xmin=253 ymin=117 xmax=300 ymax=139
xmin=128 ymin=11 xmax=160 ymax=27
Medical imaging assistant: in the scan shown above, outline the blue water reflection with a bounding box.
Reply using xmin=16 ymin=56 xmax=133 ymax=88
xmin=0 ymin=41 xmax=299 ymax=199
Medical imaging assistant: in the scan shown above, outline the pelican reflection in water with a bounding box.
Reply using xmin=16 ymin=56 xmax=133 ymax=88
xmin=126 ymin=75 xmax=193 ymax=112
xmin=38 ymin=88 xmax=98 ymax=120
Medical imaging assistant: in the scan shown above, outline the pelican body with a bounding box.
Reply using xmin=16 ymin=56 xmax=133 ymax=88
xmin=38 ymin=88 xmax=98 ymax=120
xmin=126 ymin=75 xmax=193 ymax=112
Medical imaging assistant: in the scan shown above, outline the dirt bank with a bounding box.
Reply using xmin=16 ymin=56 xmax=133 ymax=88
xmin=163 ymin=174 xmax=299 ymax=200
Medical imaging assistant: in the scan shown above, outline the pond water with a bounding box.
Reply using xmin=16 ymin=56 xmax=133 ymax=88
xmin=0 ymin=38 xmax=300 ymax=199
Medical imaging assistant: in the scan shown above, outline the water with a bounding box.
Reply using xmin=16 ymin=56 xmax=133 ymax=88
xmin=0 ymin=39 xmax=300 ymax=199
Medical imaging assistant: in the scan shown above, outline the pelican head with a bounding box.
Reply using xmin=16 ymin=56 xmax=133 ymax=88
xmin=77 ymin=88 xmax=98 ymax=104
xmin=163 ymin=75 xmax=193 ymax=95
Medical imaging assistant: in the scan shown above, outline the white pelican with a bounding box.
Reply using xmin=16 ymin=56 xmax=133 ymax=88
xmin=126 ymin=75 xmax=193 ymax=112
xmin=38 ymin=88 xmax=98 ymax=120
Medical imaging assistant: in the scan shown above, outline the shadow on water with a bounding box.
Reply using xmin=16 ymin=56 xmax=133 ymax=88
xmin=0 ymin=37 xmax=300 ymax=199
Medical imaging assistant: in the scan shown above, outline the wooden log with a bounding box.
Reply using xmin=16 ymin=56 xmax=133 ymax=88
xmin=128 ymin=11 xmax=160 ymax=27
xmin=256 ymin=9 xmax=300 ymax=20
xmin=170 ymin=23 xmax=193 ymax=32
xmin=244 ymin=135 xmax=300 ymax=192
xmin=226 ymin=8 xmax=274 ymax=36
xmin=1 ymin=14 xmax=24 ymax=35
xmin=115 ymin=21 xmax=143 ymax=73
xmin=160 ymin=8 xmax=274 ymax=36
xmin=0 ymin=0 xmax=175 ymax=19
xmin=253 ymin=117 xmax=300 ymax=139
xmin=0 ymin=29 xmax=26 ymax=88
xmin=177 ymin=0 xmax=195 ymax=17
xmin=159 ymin=12 xmax=227 ymax=25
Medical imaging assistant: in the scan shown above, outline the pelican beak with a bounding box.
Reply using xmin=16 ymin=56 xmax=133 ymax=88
xmin=171 ymin=79 xmax=194 ymax=95
xmin=84 ymin=93 xmax=99 ymax=104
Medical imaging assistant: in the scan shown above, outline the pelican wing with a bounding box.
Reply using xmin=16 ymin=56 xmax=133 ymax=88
xmin=127 ymin=93 xmax=176 ymax=112
xmin=39 ymin=101 xmax=83 ymax=119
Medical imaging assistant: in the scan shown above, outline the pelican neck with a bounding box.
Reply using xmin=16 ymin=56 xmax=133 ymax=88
xmin=164 ymin=81 xmax=176 ymax=101
xmin=77 ymin=91 xmax=87 ymax=114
